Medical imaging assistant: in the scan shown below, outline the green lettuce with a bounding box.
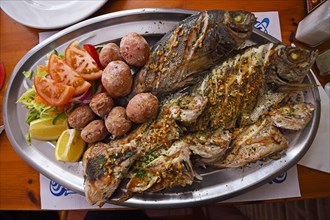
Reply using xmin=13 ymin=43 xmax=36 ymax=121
xmin=16 ymin=87 xmax=61 ymax=124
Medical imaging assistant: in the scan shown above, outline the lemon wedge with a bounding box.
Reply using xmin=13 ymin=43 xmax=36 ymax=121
xmin=55 ymin=129 xmax=86 ymax=162
xmin=29 ymin=117 xmax=68 ymax=141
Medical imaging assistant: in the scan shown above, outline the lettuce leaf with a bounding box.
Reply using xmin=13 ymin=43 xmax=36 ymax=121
xmin=16 ymin=87 xmax=61 ymax=124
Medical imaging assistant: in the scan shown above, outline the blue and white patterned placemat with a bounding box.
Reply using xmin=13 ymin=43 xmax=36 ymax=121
xmin=253 ymin=11 xmax=282 ymax=41
xmin=40 ymin=166 xmax=300 ymax=209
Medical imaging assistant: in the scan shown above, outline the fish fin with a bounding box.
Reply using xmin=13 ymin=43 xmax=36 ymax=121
xmin=268 ymin=82 xmax=317 ymax=93
xmin=112 ymin=191 xmax=135 ymax=205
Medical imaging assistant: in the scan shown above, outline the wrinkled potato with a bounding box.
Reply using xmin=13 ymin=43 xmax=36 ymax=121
xmin=105 ymin=106 xmax=132 ymax=137
xmin=101 ymin=60 xmax=133 ymax=98
xmin=89 ymin=92 xmax=114 ymax=117
xmin=99 ymin=43 xmax=122 ymax=68
xmin=68 ymin=105 xmax=96 ymax=129
xmin=120 ymin=32 xmax=149 ymax=66
xmin=81 ymin=120 xmax=109 ymax=144
xmin=126 ymin=93 xmax=159 ymax=123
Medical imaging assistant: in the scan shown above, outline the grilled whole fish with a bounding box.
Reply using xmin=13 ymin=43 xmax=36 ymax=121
xmin=184 ymin=43 xmax=317 ymax=131
xmin=83 ymin=43 xmax=317 ymax=206
xmin=131 ymin=10 xmax=256 ymax=96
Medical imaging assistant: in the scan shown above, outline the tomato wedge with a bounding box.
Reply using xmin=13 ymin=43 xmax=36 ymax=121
xmin=48 ymin=54 xmax=91 ymax=95
xmin=34 ymin=76 xmax=75 ymax=107
xmin=65 ymin=41 xmax=102 ymax=80
xmin=83 ymin=44 xmax=103 ymax=69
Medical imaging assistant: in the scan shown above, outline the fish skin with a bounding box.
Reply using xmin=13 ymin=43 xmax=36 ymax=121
xmin=131 ymin=10 xmax=256 ymax=96
xmin=82 ymin=43 xmax=317 ymax=205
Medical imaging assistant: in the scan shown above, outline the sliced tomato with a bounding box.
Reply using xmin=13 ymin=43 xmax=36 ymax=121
xmin=48 ymin=54 xmax=91 ymax=95
xmin=35 ymin=94 xmax=51 ymax=106
xmin=38 ymin=65 xmax=48 ymax=73
xmin=35 ymin=95 xmax=65 ymax=112
xmin=83 ymin=44 xmax=103 ymax=69
xmin=65 ymin=41 xmax=102 ymax=80
xmin=34 ymin=75 xmax=75 ymax=107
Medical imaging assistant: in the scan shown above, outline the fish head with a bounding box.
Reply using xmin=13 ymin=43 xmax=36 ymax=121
xmin=223 ymin=10 xmax=256 ymax=38
xmin=268 ymin=45 xmax=318 ymax=84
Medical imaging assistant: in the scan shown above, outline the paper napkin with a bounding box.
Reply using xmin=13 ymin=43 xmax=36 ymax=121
xmin=298 ymin=74 xmax=330 ymax=173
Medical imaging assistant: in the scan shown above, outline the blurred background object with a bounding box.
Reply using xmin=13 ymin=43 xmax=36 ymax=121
xmin=325 ymin=82 xmax=330 ymax=97
xmin=306 ymin=0 xmax=327 ymax=13
xmin=0 ymin=0 xmax=108 ymax=29
xmin=295 ymin=0 xmax=330 ymax=47
xmin=296 ymin=0 xmax=330 ymax=47
xmin=316 ymin=49 xmax=330 ymax=76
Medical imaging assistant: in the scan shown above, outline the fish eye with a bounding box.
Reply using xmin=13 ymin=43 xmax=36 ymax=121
xmin=287 ymin=48 xmax=304 ymax=62
xmin=233 ymin=12 xmax=244 ymax=23
xmin=290 ymin=52 xmax=300 ymax=60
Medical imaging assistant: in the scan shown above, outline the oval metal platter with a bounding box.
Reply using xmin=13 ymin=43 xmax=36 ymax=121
xmin=3 ymin=8 xmax=321 ymax=208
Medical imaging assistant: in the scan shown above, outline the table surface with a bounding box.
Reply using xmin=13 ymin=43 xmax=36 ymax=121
xmin=1 ymin=0 xmax=329 ymax=210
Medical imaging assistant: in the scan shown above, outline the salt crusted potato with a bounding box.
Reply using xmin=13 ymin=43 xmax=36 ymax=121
xmin=126 ymin=93 xmax=159 ymax=123
xmin=101 ymin=60 xmax=133 ymax=98
xmin=68 ymin=105 xmax=96 ymax=129
xmin=89 ymin=92 xmax=114 ymax=117
xmin=105 ymin=106 xmax=132 ymax=137
xmin=120 ymin=32 xmax=149 ymax=67
xmin=99 ymin=43 xmax=122 ymax=68
xmin=81 ymin=120 xmax=109 ymax=144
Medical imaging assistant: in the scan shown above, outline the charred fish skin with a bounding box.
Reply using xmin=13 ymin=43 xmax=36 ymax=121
xmin=131 ymin=10 xmax=256 ymax=96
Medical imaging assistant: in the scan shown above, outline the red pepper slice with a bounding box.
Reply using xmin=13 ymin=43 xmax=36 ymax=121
xmin=0 ymin=63 xmax=5 ymax=91
xmin=83 ymin=44 xmax=103 ymax=70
